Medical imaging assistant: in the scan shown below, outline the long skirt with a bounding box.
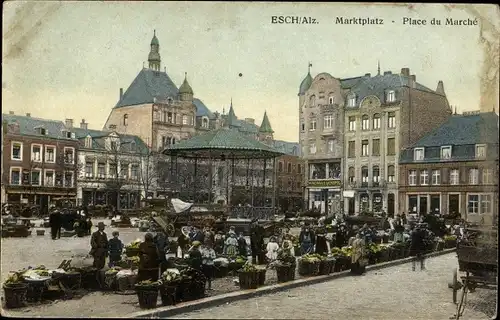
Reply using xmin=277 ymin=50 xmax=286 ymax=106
xmin=301 ymin=242 xmax=313 ymax=255
xmin=350 ymin=261 xmax=366 ymax=275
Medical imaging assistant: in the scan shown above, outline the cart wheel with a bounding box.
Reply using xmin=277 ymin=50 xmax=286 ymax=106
xmin=451 ymin=269 xmax=458 ymax=304
xmin=166 ymin=224 xmax=175 ymax=237
xmin=455 ymin=281 xmax=468 ymax=320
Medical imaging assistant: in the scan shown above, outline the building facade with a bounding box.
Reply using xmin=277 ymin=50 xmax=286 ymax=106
xmin=276 ymin=154 xmax=304 ymax=212
xmin=72 ymin=119 xmax=149 ymax=209
xmin=298 ymin=70 xmax=345 ymax=215
xmin=399 ymin=111 xmax=499 ymax=225
xmin=2 ymin=113 xmax=79 ymax=214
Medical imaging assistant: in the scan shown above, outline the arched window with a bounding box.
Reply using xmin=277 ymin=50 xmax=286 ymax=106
xmin=361 ymin=166 xmax=369 ymax=185
xmin=123 ymin=114 xmax=128 ymax=126
xmin=361 ymin=115 xmax=369 ymax=130
xmin=387 ymin=165 xmax=395 ymax=182
xmin=348 ymin=167 xmax=355 ymax=183
xmin=372 ymin=166 xmax=380 ymax=185
xmin=348 ymin=94 xmax=356 ymax=107
xmin=278 ymin=162 xmax=284 ymax=172
xmin=202 ymin=118 xmax=209 ymax=128
xmin=372 ymin=113 xmax=381 ymax=130
xmin=309 ymin=95 xmax=316 ymax=106
xmin=287 ymin=163 xmax=292 ymax=173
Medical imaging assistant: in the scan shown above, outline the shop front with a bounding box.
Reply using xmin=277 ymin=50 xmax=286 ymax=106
xmin=81 ymin=188 xmax=140 ymax=209
xmin=406 ymin=193 xmax=441 ymax=215
xmin=306 ymin=179 xmax=341 ymax=216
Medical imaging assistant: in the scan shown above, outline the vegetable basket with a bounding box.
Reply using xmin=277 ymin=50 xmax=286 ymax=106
xmin=135 ymin=282 xmax=159 ymax=309
xmin=238 ymin=270 xmax=260 ymax=289
xmin=3 ymin=283 xmax=28 ymax=309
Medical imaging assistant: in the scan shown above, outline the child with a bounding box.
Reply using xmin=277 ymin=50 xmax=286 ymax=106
xmin=108 ymin=231 xmax=124 ymax=267
xmin=266 ymin=236 xmax=280 ymax=262
xmin=201 ymin=242 xmax=217 ymax=290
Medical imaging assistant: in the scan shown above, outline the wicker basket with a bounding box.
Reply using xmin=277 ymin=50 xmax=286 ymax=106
xmin=298 ymin=260 xmax=320 ymax=276
xmin=276 ymin=264 xmax=295 ymax=283
xmin=238 ymin=271 xmax=259 ymax=289
xmin=256 ymin=269 xmax=266 ymax=286
xmin=135 ymin=284 xmax=159 ymax=309
xmin=160 ymin=284 xmax=177 ymax=306
xmin=3 ymin=283 xmax=28 ymax=309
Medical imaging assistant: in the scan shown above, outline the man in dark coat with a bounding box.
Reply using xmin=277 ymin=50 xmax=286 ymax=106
xmin=314 ymin=229 xmax=328 ymax=255
xmin=154 ymin=231 xmax=168 ymax=274
xmin=250 ymin=219 xmax=265 ymax=265
xmin=409 ymin=224 xmax=426 ymax=271
xmin=299 ymin=225 xmax=315 ymax=255
xmin=90 ymin=222 xmax=109 ymax=270
xmin=49 ymin=209 xmax=59 ymax=240
xmin=191 ymin=226 xmax=205 ymax=243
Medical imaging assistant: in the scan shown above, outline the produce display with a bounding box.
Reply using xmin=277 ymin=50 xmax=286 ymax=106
xmin=126 ymin=239 xmax=142 ymax=249
xmin=4 ymin=272 xmax=24 ymax=285
xmin=234 ymin=256 xmax=247 ymax=264
xmin=240 ymin=262 xmax=258 ymax=272
xmin=299 ymin=253 xmax=325 ymax=263
xmin=161 ymin=270 xmax=181 ymax=284
xmin=136 ymin=280 xmax=160 ymax=286
xmin=105 ymin=267 xmax=122 ymax=276
xmin=330 ymin=247 xmax=352 ymax=257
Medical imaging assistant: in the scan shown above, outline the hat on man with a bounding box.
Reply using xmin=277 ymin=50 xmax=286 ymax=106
xmin=97 ymin=222 xmax=106 ymax=228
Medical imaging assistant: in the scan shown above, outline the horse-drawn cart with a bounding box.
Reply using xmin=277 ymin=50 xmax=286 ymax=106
xmin=449 ymin=227 xmax=497 ymax=319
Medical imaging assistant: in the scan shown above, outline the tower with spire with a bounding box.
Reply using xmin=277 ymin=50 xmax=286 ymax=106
xmin=298 ymin=62 xmax=313 ymax=107
xmin=179 ymin=72 xmax=194 ymax=101
xmin=258 ymin=111 xmax=274 ymax=143
xmin=148 ymin=30 xmax=161 ymax=71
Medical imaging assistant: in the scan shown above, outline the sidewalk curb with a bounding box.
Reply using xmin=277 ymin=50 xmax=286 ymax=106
xmin=131 ymin=248 xmax=456 ymax=318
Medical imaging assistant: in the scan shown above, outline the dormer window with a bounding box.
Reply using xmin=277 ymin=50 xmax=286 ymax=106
xmin=123 ymin=114 xmax=128 ymax=126
xmin=167 ymin=97 xmax=173 ymax=104
xmin=475 ymin=144 xmax=486 ymax=158
xmin=348 ymin=94 xmax=356 ymax=107
xmin=110 ymin=140 xmax=118 ymax=151
xmin=414 ymin=147 xmax=425 ymax=161
xmin=62 ymin=130 xmax=72 ymax=138
xmin=386 ymin=90 xmax=396 ymax=102
xmin=85 ymin=136 xmax=92 ymax=148
xmin=202 ymin=117 xmax=209 ymax=128
xmin=36 ymin=127 xmax=47 ymax=135
xmin=440 ymin=146 xmax=452 ymax=159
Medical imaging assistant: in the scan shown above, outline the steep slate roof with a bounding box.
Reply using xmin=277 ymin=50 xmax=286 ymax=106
xmin=227 ymin=105 xmax=240 ymax=127
xmin=299 ymin=72 xmax=313 ymax=95
xmin=273 ymin=140 xmax=301 ymax=157
xmin=347 ymin=73 xmax=435 ymax=108
xmin=72 ymin=127 xmax=149 ymax=154
xmin=115 ymin=69 xmax=179 ymax=108
xmin=259 ymin=112 xmax=274 ymax=133
xmin=163 ymin=127 xmax=283 ymax=159
xmin=193 ymin=98 xmax=215 ymax=119
xmin=2 ymin=114 xmax=75 ymax=140
xmin=340 ymin=76 xmax=363 ymax=89
xmin=408 ymin=112 xmax=499 ymax=147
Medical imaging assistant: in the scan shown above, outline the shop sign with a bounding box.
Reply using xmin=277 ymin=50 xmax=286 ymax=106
xmin=308 ymin=179 xmax=341 ymax=188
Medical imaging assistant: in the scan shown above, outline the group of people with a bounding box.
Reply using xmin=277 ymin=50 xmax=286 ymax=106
xmin=49 ymin=206 xmax=92 ymax=239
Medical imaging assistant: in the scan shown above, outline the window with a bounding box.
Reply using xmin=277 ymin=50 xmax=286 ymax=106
xmin=296 ymin=181 xmax=301 ymax=189
xmin=98 ymin=163 xmax=106 ymax=177
xmin=64 ymin=171 xmax=74 ymax=187
xmin=327 ymin=140 xmax=334 ymax=152
xmin=167 ymin=112 xmax=173 ymax=123
xmin=372 ymin=114 xmax=381 ymax=130
xmin=10 ymin=168 xmax=21 ymax=185
xmin=31 ymin=170 xmax=41 ymax=186
xmin=440 ymin=146 xmax=452 ymax=159
xmin=420 ymin=169 xmax=429 ymax=185
xmin=85 ymin=136 xmax=92 ymax=148
xmin=123 ymin=114 xmax=128 ymax=126
xmin=480 ymin=194 xmax=491 ymax=214
xmin=309 ymin=120 xmax=317 ymax=131
xmin=45 ymin=170 xmax=54 ymax=186
xmin=45 ymin=146 xmax=56 ymax=163
xmin=121 ymin=164 xmax=129 ymax=179
xmin=310 ymin=95 xmax=316 ymax=106
xmin=467 ymin=194 xmax=479 ymax=214
xmin=172 ymin=137 xmax=176 ymax=145
xmin=361 ymin=115 xmax=369 ymax=130
xmin=348 ymin=141 xmax=355 ymax=158
xmin=328 ymin=97 xmax=334 ymax=104
xmin=31 ymin=144 xmax=42 ymax=162
xmin=191 ymin=116 xmax=195 ymax=126
xmin=348 ymin=167 xmax=355 ymax=183
xmin=372 ymin=139 xmax=380 ymax=156
xmin=182 ymin=115 xmax=188 ymax=125
xmin=300 ymin=121 xmax=305 ymax=131
xmin=324 ymin=115 xmax=334 ymax=129
xmin=11 ymin=142 xmax=22 ymax=160
xmin=85 ymin=162 xmax=94 ymax=177
xmin=297 ymin=164 xmax=302 ymax=174
xmin=64 ymin=147 xmax=75 ymax=164
xmin=386 ymin=90 xmax=396 ymax=102
xmin=361 ymin=166 xmax=369 ymax=185
xmin=387 ymin=165 xmax=395 ymax=183
xmin=432 ymin=169 xmax=441 ymax=185
xmin=287 ymin=163 xmax=292 ymax=173
xmin=202 ymin=118 xmax=209 ymax=128
xmin=278 ymin=162 xmax=283 ymax=172
xmin=468 ymin=168 xmax=479 ymax=185
xmin=109 ymin=164 xmax=117 ymax=177
xmin=387 ymin=138 xmax=395 ymax=155
xmin=388 ymin=112 xmax=396 ymax=128
xmin=361 ymin=140 xmax=369 ymax=156
xmin=408 ymin=170 xmax=417 ymax=186
xmin=309 ymin=143 xmax=316 ymax=154
xmin=450 ymin=169 xmax=459 ymax=185
xmin=348 ymin=116 xmax=356 ymax=131
xmin=39 ymin=128 xmax=47 ymax=135
xmin=131 ymin=164 xmax=139 ymax=180
xmin=372 ymin=166 xmax=380 ymax=184
xmin=348 ymin=95 xmax=356 ymax=107
xmin=414 ymin=147 xmax=424 ymax=161
xmin=110 ymin=141 xmax=118 ymax=151
xmin=482 ymin=168 xmax=492 ymax=184
xmin=162 ymin=110 xmax=167 ymax=122
xmin=475 ymin=144 xmax=486 ymax=158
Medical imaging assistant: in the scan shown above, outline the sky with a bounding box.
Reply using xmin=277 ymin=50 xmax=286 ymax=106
xmin=2 ymin=2 xmax=499 ymax=142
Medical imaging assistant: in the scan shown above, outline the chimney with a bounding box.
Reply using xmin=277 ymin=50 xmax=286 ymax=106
xmin=436 ymin=81 xmax=445 ymax=95
xmin=410 ymin=75 xmax=416 ymax=88
xmin=80 ymin=119 xmax=88 ymax=130
xmin=9 ymin=111 xmax=14 ymax=115
xmin=119 ymin=88 xmax=123 ymax=100
xmin=26 ymin=113 xmax=31 ymax=117
xmin=244 ymin=118 xmax=255 ymax=124
xmin=365 ymin=73 xmax=371 ymax=77
xmin=65 ymin=119 xmax=73 ymax=128
xmin=400 ymin=68 xmax=410 ymax=77
xmin=384 ymin=71 xmax=392 ymax=75
xmin=109 ymin=124 xmax=117 ymax=131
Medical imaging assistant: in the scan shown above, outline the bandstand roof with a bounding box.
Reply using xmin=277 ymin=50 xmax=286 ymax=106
xmin=162 ymin=127 xmax=284 ymax=159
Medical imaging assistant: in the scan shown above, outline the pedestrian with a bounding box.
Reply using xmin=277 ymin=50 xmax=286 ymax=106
xmin=49 ymin=209 xmax=59 ymax=240
xmin=237 ymin=232 xmax=248 ymax=257
xmin=177 ymin=231 xmax=190 ymax=258
xmin=350 ymin=232 xmax=368 ymax=275
xmin=224 ymin=232 xmax=239 ymax=257
xmin=55 ymin=209 xmax=62 ymax=239
xmin=314 ymin=229 xmax=329 ymax=255
xmin=137 ymin=232 xmax=160 ymax=282
xmin=299 ymin=225 xmax=315 ymax=255
xmin=250 ymin=219 xmax=265 ymax=264
xmin=266 ymin=236 xmax=280 ymax=262
xmin=214 ymin=231 xmax=225 ymax=255
xmin=108 ymin=231 xmax=123 ymax=267
xmin=191 ymin=226 xmax=205 ymax=243
xmin=86 ymin=217 xmax=93 ymax=235
xmin=154 ymin=231 xmax=168 ymax=274
xmin=90 ymin=222 xmax=109 ymax=270
xmin=409 ymin=224 xmax=426 ymax=271
xmin=187 ymin=241 xmax=203 ymax=272
xmin=200 ymin=242 xmax=216 ymax=290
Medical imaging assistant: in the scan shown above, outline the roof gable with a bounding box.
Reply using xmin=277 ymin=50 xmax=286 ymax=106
xmin=115 ymin=69 xmax=179 ymax=108
xmin=2 ymin=114 xmax=75 ymax=140
xmin=73 ymin=127 xmax=149 ymax=153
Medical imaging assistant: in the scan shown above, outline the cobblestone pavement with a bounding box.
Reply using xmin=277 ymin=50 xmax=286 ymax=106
xmin=175 ymin=254 xmax=495 ymax=320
